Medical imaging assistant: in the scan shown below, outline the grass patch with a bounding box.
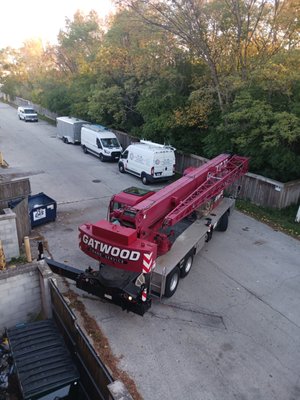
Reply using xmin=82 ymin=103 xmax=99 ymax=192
xmin=7 ymin=255 xmax=28 ymax=265
xmin=38 ymin=114 xmax=56 ymax=125
xmin=236 ymin=199 xmax=300 ymax=240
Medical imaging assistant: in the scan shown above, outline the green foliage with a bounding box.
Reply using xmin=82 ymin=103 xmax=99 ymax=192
xmin=1 ymin=4 xmax=300 ymax=184
xmin=67 ymin=73 xmax=96 ymax=120
xmin=88 ymin=81 xmax=127 ymax=127
xmin=38 ymin=79 xmax=72 ymax=115
xmin=56 ymin=10 xmax=103 ymax=74
xmin=204 ymin=92 xmax=300 ymax=181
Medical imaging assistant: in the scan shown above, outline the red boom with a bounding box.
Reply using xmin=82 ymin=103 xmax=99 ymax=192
xmin=79 ymin=154 xmax=248 ymax=273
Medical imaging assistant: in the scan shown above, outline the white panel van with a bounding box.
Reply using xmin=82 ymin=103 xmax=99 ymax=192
xmin=17 ymin=106 xmax=38 ymax=122
xmin=81 ymin=125 xmax=123 ymax=162
xmin=118 ymin=140 xmax=176 ymax=184
xmin=56 ymin=117 xmax=88 ymax=144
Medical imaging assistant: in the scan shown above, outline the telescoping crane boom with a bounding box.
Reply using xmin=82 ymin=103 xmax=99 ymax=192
xmin=61 ymin=153 xmax=249 ymax=315
xmin=79 ymin=154 xmax=248 ymax=266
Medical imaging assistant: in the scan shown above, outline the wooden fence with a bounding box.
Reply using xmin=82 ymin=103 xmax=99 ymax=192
xmin=13 ymin=96 xmax=58 ymax=121
xmin=113 ymin=131 xmax=300 ymax=209
xmin=0 ymin=178 xmax=31 ymax=206
xmin=0 ymin=178 xmax=31 ymax=244
xmin=49 ymin=279 xmax=132 ymax=400
xmin=238 ymin=173 xmax=300 ymax=209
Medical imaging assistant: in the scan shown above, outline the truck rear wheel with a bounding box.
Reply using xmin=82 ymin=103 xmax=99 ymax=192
xmin=217 ymin=211 xmax=229 ymax=232
xmin=82 ymin=145 xmax=87 ymax=154
xmin=180 ymin=253 xmax=194 ymax=278
xmin=165 ymin=267 xmax=180 ymax=298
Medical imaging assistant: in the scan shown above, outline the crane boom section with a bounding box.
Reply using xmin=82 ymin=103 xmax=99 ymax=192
xmin=132 ymin=154 xmax=233 ymax=231
xmin=163 ymin=155 xmax=249 ymax=226
xmin=78 ymin=153 xmax=248 ymax=273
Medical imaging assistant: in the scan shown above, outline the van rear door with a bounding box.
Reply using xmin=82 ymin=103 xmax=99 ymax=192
xmin=153 ymin=150 xmax=175 ymax=178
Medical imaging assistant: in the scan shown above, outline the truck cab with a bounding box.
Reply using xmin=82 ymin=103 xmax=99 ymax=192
xmin=109 ymin=186 xmax=155 ymax=225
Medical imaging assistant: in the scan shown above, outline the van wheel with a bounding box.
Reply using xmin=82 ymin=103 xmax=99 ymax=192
xmin=141 ymin=173 xmax=148 ymax=185
xmin=165 ymin=267 xmax=180 ymax=298
xmin=82 ymin=145 xmax=87 ymax=154
xmin=63 ymin=137 xmax=68 ymax=144
xmin=119 ymin=163 xmax=125 ymax=173
xmin=99 ymin=153 xmax=105 ymax=162
xmin=180 ymin=253 xmax=194 ymax=278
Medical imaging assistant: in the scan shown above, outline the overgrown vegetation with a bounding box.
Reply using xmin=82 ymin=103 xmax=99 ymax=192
xmin=1 ymin=1 xmax=300 ymax=182
xmin=7 ymin=255 xmax=28 ymax=266
xmin=236 ymin=200 xmax=300 ymax=239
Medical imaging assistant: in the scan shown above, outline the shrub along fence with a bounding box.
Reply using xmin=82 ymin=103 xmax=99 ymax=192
xmin=5 ymin=97 xmax=300 ymax=209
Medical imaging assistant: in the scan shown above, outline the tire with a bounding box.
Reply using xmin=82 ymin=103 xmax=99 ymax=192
xmin=119 ymin=163 xmax=125 ymax=173
xmin=141 ymin=173 xmax=148 ymax=185
xmin=63 ymin=137 xmax=68 ymax=144
xmin=99 ymin=153 xmax=105 ymax=162
xmin=180 ymin=253 xmax=194 ymax=278
xmin=218 ymin=211 xmax=229 ymax=232
xmin=164 ymin=267 xmax=180 ymax=298
xmin=82 ymin=145 xmax=87 ymax=154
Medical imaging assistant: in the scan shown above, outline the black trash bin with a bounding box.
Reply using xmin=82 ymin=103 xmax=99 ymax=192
xmin=28 ymin=192 xmax=57 ymax=227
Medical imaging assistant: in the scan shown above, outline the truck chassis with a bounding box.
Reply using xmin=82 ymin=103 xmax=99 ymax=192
xmin=46 ymin=197 xmax=234 ymax=316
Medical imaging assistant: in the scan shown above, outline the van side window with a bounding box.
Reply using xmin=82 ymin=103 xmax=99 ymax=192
xmin=96 ymin=138 xmax=102 ymax=149
xmin=121 ymin=150 xmax=128 ymax=159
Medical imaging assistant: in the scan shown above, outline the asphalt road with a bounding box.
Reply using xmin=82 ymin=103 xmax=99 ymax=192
xmin=1 ymin=102 xmax=300 ymax=400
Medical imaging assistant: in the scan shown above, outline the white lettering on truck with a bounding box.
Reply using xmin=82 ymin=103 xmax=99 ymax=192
xmin=82 ymin=234 xmax=140 ymax=261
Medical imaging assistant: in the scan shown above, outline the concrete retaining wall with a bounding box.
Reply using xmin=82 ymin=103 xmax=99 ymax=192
xmin=0 ymin=263 xmax=42 ymax=333
xmin=0 ymin=208 xmax=19 ymax=261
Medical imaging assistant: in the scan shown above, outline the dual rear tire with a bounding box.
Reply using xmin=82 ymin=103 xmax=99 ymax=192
xmin=164 ymin=252 xmax=194 ymax=298
xmin=164 ymin=210 xmax=229 ymax=298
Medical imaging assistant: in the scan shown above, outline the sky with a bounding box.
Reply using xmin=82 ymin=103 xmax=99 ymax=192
xmin=0 ymin=0 xmax=115 ymax=49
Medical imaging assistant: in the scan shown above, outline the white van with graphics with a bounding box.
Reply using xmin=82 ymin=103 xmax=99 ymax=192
xmin=118 ymin=140 xmax=176 ymax=184
xmin=81 ymin=125 xmax=123 ymax=162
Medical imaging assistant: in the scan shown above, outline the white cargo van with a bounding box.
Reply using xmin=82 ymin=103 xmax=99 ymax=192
xmin=81 ymin=125 xmax=123 ymax=162
xmin=118 ymin=140 xmax=176 ymax=184
xmin=17 ymin=106 xmax=38 ymax=122
xmin=56 ymin=117 xmax=89 ymax=144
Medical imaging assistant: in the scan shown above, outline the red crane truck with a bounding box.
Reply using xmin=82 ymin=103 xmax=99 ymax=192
xmin=47 ymin=153 xmax=248 ymax=315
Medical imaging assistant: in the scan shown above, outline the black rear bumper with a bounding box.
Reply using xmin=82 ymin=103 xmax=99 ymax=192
xmin=45 ymin=258 xmax=151 ymax=316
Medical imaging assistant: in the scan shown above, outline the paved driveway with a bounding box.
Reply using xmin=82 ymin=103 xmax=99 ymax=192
xmin=1 ymin=102 xmax=300 ymax=400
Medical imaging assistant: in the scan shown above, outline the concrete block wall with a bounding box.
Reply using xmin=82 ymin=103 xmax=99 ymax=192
xmin=0 ymin=208 xmax=19 ymax=261
xmin=0 ymin=263 xmax=42 ymax=332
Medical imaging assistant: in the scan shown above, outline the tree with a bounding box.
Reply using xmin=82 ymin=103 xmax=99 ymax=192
xmin=53 ymin=10 xmax=103 ymax=75
xmin=203 ymin=91 xmax=300 ymax=181
xmin=88 ymin=9 xmax=189 ymax=131
xmin=117 ymin=0 xmax=300 ymax=112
